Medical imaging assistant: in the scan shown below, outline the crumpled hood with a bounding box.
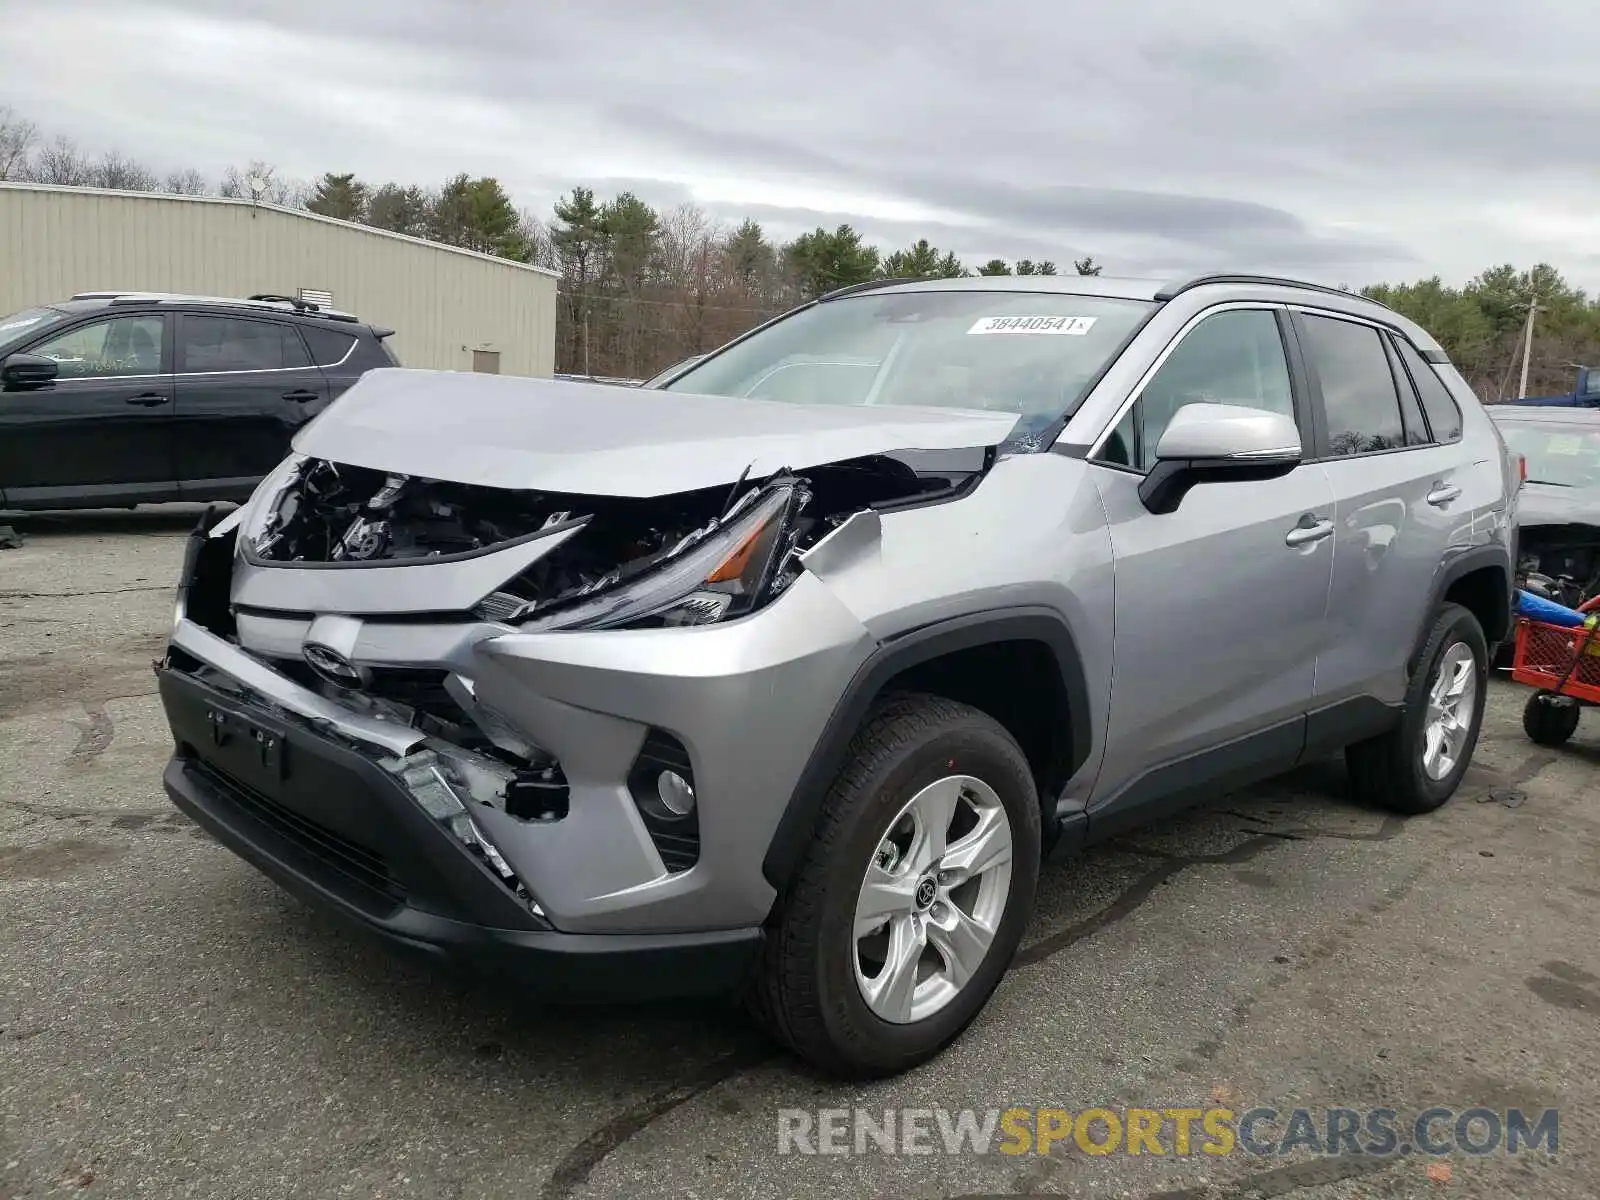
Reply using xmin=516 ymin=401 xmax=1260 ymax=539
xmin=1517 ymin=482 xmax=1600 ymax=529
xmin=291 ymin=368 xmax=1022 ymax=497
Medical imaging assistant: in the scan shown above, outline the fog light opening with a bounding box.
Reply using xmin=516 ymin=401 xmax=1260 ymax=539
xmin=656 ymin=769 xmax=696 ymax=817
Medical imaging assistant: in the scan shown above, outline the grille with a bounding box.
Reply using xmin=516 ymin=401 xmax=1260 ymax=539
xmin=362 ymin=667 xmax=469 ymax=728
xmin=189 ymin=760 xmax=404 ymax=914
xmin=475 ymin=591 xmax=523 ymax=623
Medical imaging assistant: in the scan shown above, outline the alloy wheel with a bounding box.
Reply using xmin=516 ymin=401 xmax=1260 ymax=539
xmin=851 ymin=775 xmax=1014 ymax=1024
xmin=1422 ymin=641 xmax=1477 ymax=780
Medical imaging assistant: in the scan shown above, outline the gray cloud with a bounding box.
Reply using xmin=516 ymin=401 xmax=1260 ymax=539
xmin=3 ymin=0 xmax=1597 ymax=289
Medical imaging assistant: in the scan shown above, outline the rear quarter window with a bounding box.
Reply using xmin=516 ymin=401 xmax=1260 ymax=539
xmin=300 ymin=326 xmax=358 ymax=367
xmin=1391 ymin=336 xmax=1463 ymax=443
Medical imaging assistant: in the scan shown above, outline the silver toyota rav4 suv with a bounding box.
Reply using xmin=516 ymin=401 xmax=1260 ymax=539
xmin=157 ymin=273 xmax=1518 ymax=1078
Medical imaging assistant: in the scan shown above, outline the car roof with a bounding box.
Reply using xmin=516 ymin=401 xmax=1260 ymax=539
xmin=820 ymin=271 xmax=1445 ymax=358
xmin=826 ymin=271 xmax=1388 ymax=307
xmin=44 ymin=291 xmax=366 ymax=327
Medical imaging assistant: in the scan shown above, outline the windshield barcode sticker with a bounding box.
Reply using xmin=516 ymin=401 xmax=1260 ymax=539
xmin=967 ymin=316 xmax=1097 ymax=336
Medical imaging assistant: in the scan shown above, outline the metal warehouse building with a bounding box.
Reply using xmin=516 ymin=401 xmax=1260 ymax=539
xmin=0 ymin=182 xmax=558 ymax=377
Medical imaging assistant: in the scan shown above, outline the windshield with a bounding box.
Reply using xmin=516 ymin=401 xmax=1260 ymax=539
xmin=1497 ymin=419 xmax=1600 ymax=487
xmin=642 ymin=354 xmax=704 ymax=389
xmin=0 ymin=307 xmax=66 ymax=349
xmin=662 ymin=290 xmax=1155 ymax=442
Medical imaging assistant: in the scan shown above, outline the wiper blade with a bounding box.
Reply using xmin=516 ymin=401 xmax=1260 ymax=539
xmin=1525 ymin=478 xmax=1572 ymax=487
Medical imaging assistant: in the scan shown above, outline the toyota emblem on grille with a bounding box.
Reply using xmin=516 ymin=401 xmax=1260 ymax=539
xmin=303 ymin=643 xmax=367 ymax=687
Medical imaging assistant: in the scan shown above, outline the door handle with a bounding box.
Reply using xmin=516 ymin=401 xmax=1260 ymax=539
xmin=282 ymin=389 xmax=319 ymax=403
xmin=1427 ymin=482 xmax=1462 ymax=506
xmin=1285 ymin=517 xmax=1335 ymax=547
xmin=124 ymin=392 xmax=170 ymax=407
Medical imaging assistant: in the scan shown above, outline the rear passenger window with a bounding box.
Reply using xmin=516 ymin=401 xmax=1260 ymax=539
xmin=300 ymin=326 xmax=358 ymax=367
xmin=1298 ymin=314 xmax=1406 ymax=456
xmin=1392 ymin=335 xmax=1463 ymax=443
xmin=181 ymin=316 xmax=311 ymax=373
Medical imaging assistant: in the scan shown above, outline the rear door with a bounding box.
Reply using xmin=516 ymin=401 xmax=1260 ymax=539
xmin=1291 ymin=308 xmax=1465 ymax=730
xmin=173 ymin=313 xmax=329 ymax=500
xmin=0 ymin=312 xmax=176 ymax=506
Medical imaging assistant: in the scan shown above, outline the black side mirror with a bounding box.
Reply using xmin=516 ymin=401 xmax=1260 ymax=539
xmin=1138 ymin=403 xmax=1302 ymax=514
xmin=1 ymin=352 xmax=60 ymax=389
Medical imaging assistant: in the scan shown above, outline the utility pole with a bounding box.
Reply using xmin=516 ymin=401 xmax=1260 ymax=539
xmin=1517 ymin=298 xmax=1539 ymax=400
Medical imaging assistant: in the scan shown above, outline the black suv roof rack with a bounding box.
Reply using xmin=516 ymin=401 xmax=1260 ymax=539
xmin=248 ymin=292 xmax=320 ymax=312
xmin=74 ymin=290 xmax=361 ymax=324
xmin=1154 ymin=273 xmax=1395 ymax=312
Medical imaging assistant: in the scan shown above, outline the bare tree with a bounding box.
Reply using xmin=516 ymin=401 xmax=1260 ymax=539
xmin=163 ymin=168 xmax=210 ymax=195
xmin=656 ymin=203 xmax=721 ymax=355
xmin=517 ymin=206 xmax=559 ymax=271
xmin=92 ymin=150 xmax=158 ymax=191
xmin=220 ymin=160 xmax=295 ymax=204
xmin=31 ymin=135 xmax=94 ymax=186
xmin=0 ymin=105 xmax=37 ymax=180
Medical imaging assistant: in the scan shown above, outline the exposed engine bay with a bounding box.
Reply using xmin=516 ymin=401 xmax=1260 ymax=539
xmin=1517 ymin=525 xmax=1600 ymax=609
xmin=245 ymin=449 xmax=987 ymax=626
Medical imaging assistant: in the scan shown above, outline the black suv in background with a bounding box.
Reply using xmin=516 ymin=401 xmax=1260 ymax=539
xmin=0 ymin=292 xmax=399 ymax=510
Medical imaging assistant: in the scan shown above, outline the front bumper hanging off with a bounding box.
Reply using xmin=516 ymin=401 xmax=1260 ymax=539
xmin=155 ymin=509 xmax=767 ymax=1002
xmin=158 ymin=663 xmax=763 ymax=1001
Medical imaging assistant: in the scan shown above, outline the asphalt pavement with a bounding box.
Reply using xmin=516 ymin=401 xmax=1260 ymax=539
xmin=2 ymin=507 xmax=1597 ymax=1199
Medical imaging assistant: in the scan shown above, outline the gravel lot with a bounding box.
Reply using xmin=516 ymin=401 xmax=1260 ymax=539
xmin=2 ymin=507 xmax=1598 ymax=1199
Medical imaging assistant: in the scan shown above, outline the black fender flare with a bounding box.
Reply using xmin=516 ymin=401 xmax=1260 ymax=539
xmin=1408 ymin=543 xmax=1513 ymax=675
xmin=760 ymin=607 xmax=1093 ymax=892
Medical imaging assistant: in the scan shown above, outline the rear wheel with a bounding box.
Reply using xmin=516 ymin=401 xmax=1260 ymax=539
xmin=1523 ymin=691 xmax=1581 ymax=746
xmin=749 ymin=694 xmax=1041 ymax=1079
xmin=1346 ymin=602 xmax=1488 ymax=815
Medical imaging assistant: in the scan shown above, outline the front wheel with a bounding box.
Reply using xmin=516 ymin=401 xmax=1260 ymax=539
xmin=1346 ymin=602 xmax=1488 ymax=815
xmin=749 ymin=694 xmax=1041 ymax=1079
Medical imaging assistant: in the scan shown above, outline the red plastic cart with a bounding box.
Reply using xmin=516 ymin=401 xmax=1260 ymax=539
xmin=1510 ymin=607 xmax=1600 ymax=745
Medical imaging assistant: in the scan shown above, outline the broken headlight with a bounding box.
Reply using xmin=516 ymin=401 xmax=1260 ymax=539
xmin=515 ymin=485 xmax=796 ymax=632
xmin=236 ymin=453 xmax=310 ymax=559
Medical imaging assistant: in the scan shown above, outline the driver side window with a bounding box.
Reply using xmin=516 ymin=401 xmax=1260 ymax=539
xmin=1098 ymin=308 xmax=1296 ymax=472
xmin=30 ymin=316 xmax=165 ymax=379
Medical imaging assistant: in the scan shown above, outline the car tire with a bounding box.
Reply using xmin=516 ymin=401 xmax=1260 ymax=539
xmin=748 ymin=693 xmax=1041 ymax=1079
xmin=1346 ymin=602 xmax=1489 ymax=815
xmin=1522 ymin=691 xmax=1581 ymax=746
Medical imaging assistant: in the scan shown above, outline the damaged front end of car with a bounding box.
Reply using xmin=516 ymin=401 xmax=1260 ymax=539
xmin=237 ymin=447 xmax=979 ymax=627
xmin=1516 ymin=525 xmax=1600 ymax=609
xmin=156 ymin=440 xmax=991 ymax=959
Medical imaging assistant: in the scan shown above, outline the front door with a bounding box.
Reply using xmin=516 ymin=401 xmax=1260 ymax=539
xmin=173 ymin=313 xmax=330 ymax=500
xmin=0 ymin=312 xmax=176 ymax=506
xmin=1085 ymin=305 xmax=1336 ymax=828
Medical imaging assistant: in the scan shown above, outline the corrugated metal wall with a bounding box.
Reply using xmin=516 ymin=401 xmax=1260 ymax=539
xmin=0 ymin=184 xmax=558 ymax=377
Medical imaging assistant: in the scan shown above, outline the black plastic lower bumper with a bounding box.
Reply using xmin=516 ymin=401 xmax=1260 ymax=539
xmin=157 ymin=662 xmax=762 ymax=1003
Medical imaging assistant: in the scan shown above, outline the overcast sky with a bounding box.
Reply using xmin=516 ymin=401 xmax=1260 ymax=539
xmin=5 ymin=0 xmax=1599 ymax=290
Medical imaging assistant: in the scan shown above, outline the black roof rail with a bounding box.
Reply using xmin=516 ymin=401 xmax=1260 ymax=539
xmin=1154 ymin=273 xmax=1395 ymax=312
xmin=248 ymin=292 xmax=320 ymax=312
xmin=818 ymin=276 xmax=921 ymax=302
xmin=91 ymin=291 xmax=361 ymax=324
